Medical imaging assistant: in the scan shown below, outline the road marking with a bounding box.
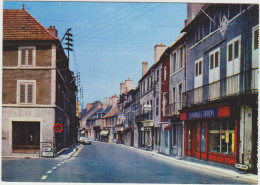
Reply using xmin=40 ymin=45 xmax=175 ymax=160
xmin=57 ymin=163 xmax=61 ymax=166
xmin=61 ymin=161 xmax=64 ymax=164
xmin=52 ymin=167 xmax=57 ymax=170
xmin=41 ymin=175 xmax=48 ymax=180
xmin=47 ymin=170 xmax=52 ymax=174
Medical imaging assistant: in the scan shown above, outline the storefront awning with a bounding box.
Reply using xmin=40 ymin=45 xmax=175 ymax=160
xmin=100 ymin=130 xmax=109 ymax=136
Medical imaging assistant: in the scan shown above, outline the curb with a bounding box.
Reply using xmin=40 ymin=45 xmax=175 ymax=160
xmin=104 ymin=141 xmax=258 ymax=183
xmin=69 ymin=144 xmax=84 ymax=159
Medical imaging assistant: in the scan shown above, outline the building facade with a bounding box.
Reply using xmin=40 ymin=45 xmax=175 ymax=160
xmin=2 ymin=9 xmax=77 ymax=157
xmin=180 ymin=4 xmax=258 ymax=172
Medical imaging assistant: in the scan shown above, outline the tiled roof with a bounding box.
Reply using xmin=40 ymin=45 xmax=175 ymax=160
xmin=3 ymin=9 xmax=58 ymax=41
xmin=103 ymin=106 xmax=118 ymax=118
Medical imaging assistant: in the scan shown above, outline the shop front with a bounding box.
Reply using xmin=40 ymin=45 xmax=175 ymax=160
xmin=143 ymin=121 xmax=153 ymax=151
xmin=180 ymin=103 xmax=238 ymax=166
xmin=100 ymin=129 xmax=110 ymax=142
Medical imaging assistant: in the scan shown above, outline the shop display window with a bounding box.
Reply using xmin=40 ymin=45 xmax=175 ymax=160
xmin=187 ymin=124 xmax=191 ymax=150
xmin=201 ymin=123 xmax=206 ymax=152
xmin=196 ymin=123 xmax=200 ymax=151
xmin=209 ymin=120 xmax=234 ymax=155
xmin=145 ymin=131 xmax=151 ymax=146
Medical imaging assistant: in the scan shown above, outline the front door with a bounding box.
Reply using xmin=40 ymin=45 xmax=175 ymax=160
xmin=12 ymin=122 xmax=40 ymax=152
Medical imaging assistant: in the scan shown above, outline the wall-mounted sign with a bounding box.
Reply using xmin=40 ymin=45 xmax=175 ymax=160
xmin=54 ymin=123 xmax=63 ymax=133
xmin=187 ymin=108 xmax=218 ymax=120
xmin=42 ymin=152 xmax=53 ymax=157
xmin=180 ymin=106 xmax=230 ymax=121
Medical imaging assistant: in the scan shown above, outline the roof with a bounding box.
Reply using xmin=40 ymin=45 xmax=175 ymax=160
xmin=3 ymin=9 xmax=59 ymax=41
xmin=103 ymin=106 xmax=118 ymax=118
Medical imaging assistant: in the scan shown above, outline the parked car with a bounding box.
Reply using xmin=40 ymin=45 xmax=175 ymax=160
xmin=78 ymin=137 xmax=85 ymax=143
xmin=83 ymin=138 xmax=91 ymax=145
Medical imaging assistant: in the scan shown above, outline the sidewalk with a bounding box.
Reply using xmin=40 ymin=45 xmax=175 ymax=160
xmin=55 ymin=143 xmax=83 ymax=159
xmin=101 ymin=141 xmax=258 ymax=184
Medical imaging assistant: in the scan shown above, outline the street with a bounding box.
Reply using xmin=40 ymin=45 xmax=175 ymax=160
xmin=2 ymin=142 xmax=256 ymax=183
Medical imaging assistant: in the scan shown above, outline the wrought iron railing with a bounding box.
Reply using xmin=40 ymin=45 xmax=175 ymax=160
xmin=183 ymin=68 xmax=258 ymax=107
xmin=135 ymin=113 xmax=150 ymax=122
xmin=166 ymin=102 xmax=183 ymax=116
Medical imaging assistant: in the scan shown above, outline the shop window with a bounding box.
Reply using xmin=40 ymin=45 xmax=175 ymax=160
xmin=145 ymin=131 xmax=151 ymax=146
xmin=201 ymin=123 xmax=206 ymax=152
xmin=196 ymin=123 xmax=200 ymax=151
xmin=187 ymin=124 xmax=191 ymax=150
xmin=209 ymin=120 xmax=235 ymax=155
xmin=165 ymin=130 xmax=168 ymax=148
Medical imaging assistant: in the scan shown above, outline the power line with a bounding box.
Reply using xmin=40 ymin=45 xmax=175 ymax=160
xmin=75 ymin=4 xmax=162 ymax=46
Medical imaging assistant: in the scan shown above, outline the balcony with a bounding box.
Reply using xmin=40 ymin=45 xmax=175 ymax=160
xmin=183 ymin=68 xmax=258 ymax=107
xmin=135 ymin=113 xmax=150 ymax=122
xmin=166 ymin=102 xmax=182 ymax=116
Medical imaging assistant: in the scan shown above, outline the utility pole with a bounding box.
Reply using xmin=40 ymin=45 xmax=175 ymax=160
xmin=61 ymin=28 xmax=73 ymax=66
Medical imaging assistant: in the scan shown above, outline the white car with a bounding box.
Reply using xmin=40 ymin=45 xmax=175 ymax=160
xmin=83 ymin=138 xmax=91 ymax=145
xmin=78 ymin=137 xmax=85 ymax=143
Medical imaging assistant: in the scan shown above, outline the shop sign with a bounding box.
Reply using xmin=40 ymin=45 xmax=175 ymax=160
xmin=42 ymin=152 xmax=53 ymax=157
xmin=235 ymin=163 xmax=248 ymax=170
xmin=186 ymin=108 xmax=218 ymax=120
xmin=144 ymin=127 xmax=152 ymax=131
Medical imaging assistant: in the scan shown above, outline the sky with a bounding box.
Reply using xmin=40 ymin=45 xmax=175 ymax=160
xmin=3 ymin=1 xmax=187 ymax=111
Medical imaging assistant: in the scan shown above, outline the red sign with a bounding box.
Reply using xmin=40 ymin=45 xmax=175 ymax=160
xmin=54 ymin=123 xmax=63 ymax=133
xmin=162 ymin=124 xmax=170 ymax=132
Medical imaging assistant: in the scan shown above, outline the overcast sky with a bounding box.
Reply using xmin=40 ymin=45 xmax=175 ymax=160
xmin=3 ymin=1 xmax=187 ymax=110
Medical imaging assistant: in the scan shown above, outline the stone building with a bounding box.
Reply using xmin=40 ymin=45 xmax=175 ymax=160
xmin=2 ymin=8 xmax=77 ymax=157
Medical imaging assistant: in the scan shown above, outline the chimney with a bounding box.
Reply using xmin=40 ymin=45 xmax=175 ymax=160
xmin=103 ymin=97 xmax=109 ymax=109
xmin=125 ymin=78 xmax=133 ymax=93
xmin=184 ymin=19 xmax=188 ymax=27
xmin=47 ymin=25 xmax=58 ymax=37
xmin=86 ymin=103 xmax=94 ymax=111
xmin=120 ymin=81 xmax=126 ymax=95
xmin=109 ymin=97 xmax=112 ymax=106
xmin=142 ymin=62 xmax=148 ymax=77
xmin=98 ymin=102 xmax=103 ymax=109
xmin=112 ymin=95 xmax=119 ymax=107
xmin=154 ymin=44 xmax=166 ymax=63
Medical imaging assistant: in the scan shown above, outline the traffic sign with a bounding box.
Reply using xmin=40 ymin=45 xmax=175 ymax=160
xmin=54 ymin=123 xmax=63 ymax=133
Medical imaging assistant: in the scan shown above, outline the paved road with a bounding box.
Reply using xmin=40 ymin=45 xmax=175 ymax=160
xmin=2 ymin=142 xmax=254 ymax=183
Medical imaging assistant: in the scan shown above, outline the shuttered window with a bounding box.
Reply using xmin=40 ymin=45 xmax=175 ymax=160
xmin=19 ymin=47 xmax=35 ymax=67
xmin=18 ymin=81 xmax=36 ymax=104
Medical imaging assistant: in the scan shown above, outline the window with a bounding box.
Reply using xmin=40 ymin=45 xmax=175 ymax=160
xmin=209 ymin=120 xmax=234 ymax=155
xmin=17 ymin=80 xmax=36 ymax=104
xmin=179 ymin=47 xmax=183 ymax=69
xmin=201 ymin=123 xmax=206 ymax=152
xmin=156 ymin=97 xmax=159 ymax=115
xmin=172 ymin=87 xmax=176 ymax=104
xmin=171 ymin=52 xmax=177 ymax=73
xmin=227 ymin=36 xmax=240 ymax=62
xmin=195 ymin=60 xmax=202 ymax=77
xmin=164 ymin=66 xmax=167 ymax=81
xmin=157 ymin=70 xmax=159 ymax=82
xmin=254 ymin=28 xmax=259 ymax=50
xmin=18 ymin=46 xmax=36 ymax=67
xmin=195 ymin=23 xmax=205 ymax=42
xmin=178 ymin=83 xmax=182 ymax=110
xmin=147 ymin=78 xmax=150 ymax=90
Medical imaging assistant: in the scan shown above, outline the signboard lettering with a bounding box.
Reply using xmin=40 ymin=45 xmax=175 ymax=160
xmin=187 ymin=108 xmax=218 ymax=120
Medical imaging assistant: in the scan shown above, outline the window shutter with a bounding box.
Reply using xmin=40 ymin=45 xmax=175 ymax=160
xmin=28 ymin=50 xmax=33 ymax=65
xmin=20 ymin=84 xmax=26 ymax=103
xmin=21 ymin=50 xmax=26 ymax=65
xmin=27 ymin=84 xmax=33 ymax=103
